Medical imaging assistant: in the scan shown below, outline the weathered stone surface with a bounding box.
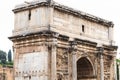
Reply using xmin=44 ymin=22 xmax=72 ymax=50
xmin=0 ymin=66 xmax=13 ymax=80
xmin=9 ymin=0 xmax=118 ymax=80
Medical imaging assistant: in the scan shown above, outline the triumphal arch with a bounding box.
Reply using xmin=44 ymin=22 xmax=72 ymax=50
xmin=9 ymin=0 xmax=117 ymax=80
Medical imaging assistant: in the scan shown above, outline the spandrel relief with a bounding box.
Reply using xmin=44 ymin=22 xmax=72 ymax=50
xmin=57 ymin=49 xmax=68 ymax=69
xmin=15 ymin=52 xmax=49 ymax=80
xmin=57 ymin=48 xmax=68 ymax=80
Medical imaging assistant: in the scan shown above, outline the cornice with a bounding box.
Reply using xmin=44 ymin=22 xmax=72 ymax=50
xmin=13 ymin=0 xmax=114 ymax=27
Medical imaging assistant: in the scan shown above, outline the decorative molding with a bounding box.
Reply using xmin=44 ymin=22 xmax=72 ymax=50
xmin=12 ymin=0 xmax=113 ymax=27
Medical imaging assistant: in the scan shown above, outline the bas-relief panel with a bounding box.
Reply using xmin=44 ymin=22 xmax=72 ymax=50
xmin=104 ymin=55 xmax=113 ymax=80
xmin=15 ymin=52 xmax=49 ymax=80
xmin=57 ymin=48 xmax=69 ymax=80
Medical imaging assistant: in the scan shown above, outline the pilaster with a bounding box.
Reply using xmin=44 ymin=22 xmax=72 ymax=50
xmin=96 ymin=45 xmax=104 ymax=80
xmin=69 ymin=39 xmax=77 ymax=80
xmin=48 ymin=33 xmax=59 ymax=80
xmin=113 ymin=53 xmax=117 ymax=80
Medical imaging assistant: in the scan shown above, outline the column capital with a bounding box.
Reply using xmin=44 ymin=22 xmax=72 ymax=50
xmin=69 ymin=39 xmax=77 ymax=54
xmin=96 ymin=44 xmax=104 ymax=54
xmin=52 ymin=32 xmax=59 ymax=38
xmin=47 ymin=38 xmax=58 ymax=47
xmin=69 ymin=38 xmax=77 ymax=47
xmin=47 ymin=32 xmax=59 ymax=47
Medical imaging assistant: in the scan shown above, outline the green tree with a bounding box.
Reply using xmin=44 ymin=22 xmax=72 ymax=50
xmin=116 ymin=59 xmax=120 ymax=80
xmin=0 ymin=50 xmax=6 ymax=65
xmin=8 ymin=49 xmax=12 ymax=62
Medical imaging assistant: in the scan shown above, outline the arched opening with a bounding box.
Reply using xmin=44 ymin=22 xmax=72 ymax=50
xmin=77 ymin=57 xmax=94 ymax=80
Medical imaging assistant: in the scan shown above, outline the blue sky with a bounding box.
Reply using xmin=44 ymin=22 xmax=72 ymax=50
xmin=0 ymin=0 xmax=120 ymax=57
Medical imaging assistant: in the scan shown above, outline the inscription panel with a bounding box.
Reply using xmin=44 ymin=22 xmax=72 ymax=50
xmin=14 ymin=7 xmax=49 ymax=36
xmin=53 ymin=10 xmax=109 ymax=41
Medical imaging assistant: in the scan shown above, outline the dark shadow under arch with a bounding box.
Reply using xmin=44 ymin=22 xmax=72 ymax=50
xmin=77 ymin=57 xmax=95 ymax=79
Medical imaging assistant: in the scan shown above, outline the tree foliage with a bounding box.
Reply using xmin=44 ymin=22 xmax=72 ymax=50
xmin=0 ymin=50 xmax=6 ymax=64
xmin=0 ymin=50 xmax=13 ymax=67
xmin=116 ymin=59 xmax=120 ymax=63
xmin=8 ymin=49 xmax=12 ymax=62
xmin=116 ymin=59 xmax=120 ymax=80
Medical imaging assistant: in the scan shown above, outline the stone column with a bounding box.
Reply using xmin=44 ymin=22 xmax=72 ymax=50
xmin=72 ymin=50 xmax=77 ymax=80
xmin=69 ymin=40 xmax=77 ymax=80
xmin=97 ymin=45 xmax=104 ymax=80
xmin=100 ymin=53 xmax=104 ymax=80
xmin=114 ymin=56 xmax=117 ymax=80
xmin=13 ymin=45 xmax=17 ymax=80
xmin=50 ymin=33 xmax=59 ymax=80
xmin=51 ymin=43 xmax=57 ymax=80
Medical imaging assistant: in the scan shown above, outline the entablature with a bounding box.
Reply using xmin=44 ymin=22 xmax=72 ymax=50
xmin=9 ymin=30 xmax=117 ymax=50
